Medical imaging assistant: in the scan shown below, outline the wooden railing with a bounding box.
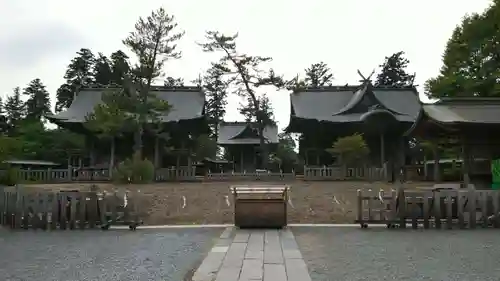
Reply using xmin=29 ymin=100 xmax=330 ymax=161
xmin=206 ymin=171 xmax=295 ymax=181
xmin=303 ymin=164 xmax=388 ymax=181
xmin=155 ymin=167 xmax=197 ymax=181
xmin=0 ymin=187 xmax=141 ymax=230
xmin=357 ymin=187 xmax=500 ymax=229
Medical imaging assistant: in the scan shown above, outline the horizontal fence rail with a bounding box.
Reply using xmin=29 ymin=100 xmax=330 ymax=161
xmin=2 ymin=165 xmax=390 ymax=183
xmin=304 ymin=165 xmax=388 ymax=182
xmin=206 ymin=171 xmax=296 ymax=181
xmin=0 ymin=187 xmax=142 ymax=230
xmin=357 ymin=188 xmax=500 ymax=229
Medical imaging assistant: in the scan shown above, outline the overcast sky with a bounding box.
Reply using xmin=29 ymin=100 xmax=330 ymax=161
xmin=0 ymin=0 xmax=492 ymax=130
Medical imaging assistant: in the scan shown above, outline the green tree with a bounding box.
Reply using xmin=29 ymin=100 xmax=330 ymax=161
xmin=304 ymin=62 xmax=334 ymax=87
xmin=164 ymin=77 xmax=184 ymax=87
xmin=375 ymin=51 xmax=415 ymax=87
xmin=426 ymin=1 xmax=500 ymax=98
xmin=328 ymin=133 xmax=369 ymax=165
xmin=198 ymin=31 xmax=284 ymax=169
xmin=93 ymin=53 xmax=113 ymax=85
xmin=110 ymin=50 xmax=131 ymax=85
xmin=23 ymin=78 xmax=51 ymax=121
xmin=122 ymin=7 xmax=184 ymax=157
xmin=4 ymin=87 xmax=25 ymax=135
xmin=193 ymin=134 xmax=218 ymax=161
xmin=199 ymin=65 xmax=229 ymax=139
xmin=85 ymin=92 xmax=131 ymax=176
xmin=56 ymin=48 xmax=96 ymax=111
xmin=271 ymin=132 xmax=299 ymax=171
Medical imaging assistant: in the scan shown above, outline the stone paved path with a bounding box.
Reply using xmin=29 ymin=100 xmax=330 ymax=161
xmin=192 ymin=227 xmax=312 ymax=281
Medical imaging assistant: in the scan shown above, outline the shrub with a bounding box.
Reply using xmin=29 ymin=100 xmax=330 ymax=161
xmin=0 ymin=166 xmax=19 ymax=186
xmin=328 ymin=133 xmax=370 ymax=165
xmin=112 ymin=152 xmax=155 ymax=184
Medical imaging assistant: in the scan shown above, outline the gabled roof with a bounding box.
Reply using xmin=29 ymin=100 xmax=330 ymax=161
xmin=405 ymin=97 xmax=500 ymax=137
xmin=289 ymin=83 xmax=421 ymax=123
xmin=419 ymin=98 xmax=500 ymax=124
xmin=47 ymin=86 xmax=205 ymax=123
xmin=217 ymin=122 xmax=278 ymax=145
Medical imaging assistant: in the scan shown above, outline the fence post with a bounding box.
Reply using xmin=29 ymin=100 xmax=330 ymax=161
xmin=67 ymin=165 xmax=72 ymax=182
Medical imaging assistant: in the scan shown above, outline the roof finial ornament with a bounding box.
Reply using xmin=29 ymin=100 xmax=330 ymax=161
xmin=357 ymin=69 xmax=375 ymax=84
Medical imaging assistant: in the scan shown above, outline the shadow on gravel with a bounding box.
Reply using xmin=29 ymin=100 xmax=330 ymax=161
xmin=0 ymin=228 xmax=222 ymax=281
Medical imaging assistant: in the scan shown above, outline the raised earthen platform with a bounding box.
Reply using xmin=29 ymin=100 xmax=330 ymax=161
xmin=192 ymin=227 xmax=311 ymax=281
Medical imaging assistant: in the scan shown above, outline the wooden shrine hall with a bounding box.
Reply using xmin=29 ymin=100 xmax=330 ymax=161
xmin=406 ymin=97 xmax=500 ymax=189
xmin=217 ymin=122 xmax=278 ymax=172
xmin=46 ymin=85 xmax=206 ymax=170
xmin=287 ymin=72 xmax=421 ymax=180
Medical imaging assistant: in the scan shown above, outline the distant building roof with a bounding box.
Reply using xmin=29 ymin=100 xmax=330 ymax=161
xmin=405 ymin=97 xmax=500 ymax=137
xmin=4 ymin=160 xmax=60 ymax=166
xmin=47 ymin=86 xmax=205 ymax=123
xmin=217 ymin=122 xmax=278 ymax=145
xmin=420 ymin=98 xmax=500 ymax=124
xmin=289 ymin=83 xmax=421 ymax=124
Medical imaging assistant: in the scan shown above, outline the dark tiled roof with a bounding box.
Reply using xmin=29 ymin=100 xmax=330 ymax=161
xmin=217 ymin=122 xmax=278 ymax=145
xmin=422 ymin=98 xmax=500 ymax=124
xmin=48 ymin=86 xmax=205 ymax=123
xmin=290 ymin=84 xmax=421 ymax=123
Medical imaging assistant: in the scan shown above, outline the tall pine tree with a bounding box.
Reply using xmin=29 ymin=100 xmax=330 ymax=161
xmin=109 ymin=50 xmax=131 ymax=85
xmin=93 ymin=53 xmax=113 ymax=86
xmin=55 ymin=48 xmax=96 ymax=111
xmin=375 ymin=51 xmax=415 ymax=87
xmin=304 ymin=62 xmax=334 ymax=87
xmin=4 ymin=87 xmax=25 ymax=135
xmin=196 ymin=65 xmax=228 ymax=139
xmin=23 ymin=78 xmax=51 ymax=121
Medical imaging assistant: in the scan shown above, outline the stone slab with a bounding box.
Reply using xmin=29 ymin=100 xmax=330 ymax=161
xmin=192 ymin=227 xmax=312 ymax=281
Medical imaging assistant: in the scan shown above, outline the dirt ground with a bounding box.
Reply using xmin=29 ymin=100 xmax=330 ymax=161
xmin=16 ymin=181 xmax=433 ymax=225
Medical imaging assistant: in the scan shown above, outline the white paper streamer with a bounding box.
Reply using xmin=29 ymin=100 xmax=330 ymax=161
xmin=181 ymin=196 xmax=186 ymax=209
xmin=224 ymin=195 xmax=230 ymax=207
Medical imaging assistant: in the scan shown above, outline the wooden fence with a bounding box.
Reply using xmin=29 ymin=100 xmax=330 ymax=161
xmin=206 ymin=171 xmax=296 ymax=181
xmin=304 ymin=165 xmax=388 ymax=181
xmin=0 ymin=187 xmax=141 ymax=230
xmin=357 ymin=188 xmax=500 ymax=229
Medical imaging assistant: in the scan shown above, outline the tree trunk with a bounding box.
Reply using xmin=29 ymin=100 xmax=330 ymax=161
xmin=109 ymin=137 xmax=115 ymax=177
xmin=258 ymin=123 xmax=268 ymax=170
xmin=133 ymin=124 xmax=143 ymax=158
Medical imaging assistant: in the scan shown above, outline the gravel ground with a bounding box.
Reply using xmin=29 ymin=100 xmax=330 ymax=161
xmin=293 ymin=227 xmax=500 ymax=281
xmin=0 ymin=228 xmax=222 ymax=281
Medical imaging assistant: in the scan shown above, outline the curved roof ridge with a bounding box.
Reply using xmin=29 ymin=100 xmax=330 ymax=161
xmin=331 ymin=83 xmax=369 ymax=115
xmin=228 ymin=123 xmax=255 ymax=140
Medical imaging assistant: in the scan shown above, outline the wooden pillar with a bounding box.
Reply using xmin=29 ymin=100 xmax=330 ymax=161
xmin=240 ymin=148 xmax=244 ymax=172
xmin=462 ymin=138 xmax=471 ymax=189
xmin=432 ymin=144 xmax=441 ymax=183
xmin=380 ymin=133 xmax=385 ymax=167
xmin=154 ymin=137 xmax=160 ymax=168
xmin=89 ymin=137 xmax=95 ymax=167
xmin=423 ymin=154 xmax=428 ymax=180
xmin=305 ymin=149 xmax=309 ymax=165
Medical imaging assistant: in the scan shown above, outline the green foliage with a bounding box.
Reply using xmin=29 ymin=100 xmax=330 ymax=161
xmin=270 ymin=132 xmax=299 ymax=168
xmin=4 ymin=87 xmax=25 ymax=134
xmin=112 ymin=152 xmax=155 ymax=184
xmin=375 ymin=51 xmax=415 ymax=87
xmin=23 ymin=78 xmax=52 ymax=121
xmin=328 ymin=133 xmax=370 ymax=165
xmin=56 ymin=48 xmax=96 ymax=111
xmin=426 ymin=1 xmax=500 ymax=98
xmin=196 ymin=65 xmax=229 ymax=138
xmin=0 ymin=167 xmax=19 ymax=186
xmin=198 ymin=31 xmax=284 ymax=168
xmin=193 ymin=134 xmax=218 ymax=161
xmin=85 ymin=91 xmax=131 ymax=138
xmin=304 ymin=62 xmax=334 ymax=87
